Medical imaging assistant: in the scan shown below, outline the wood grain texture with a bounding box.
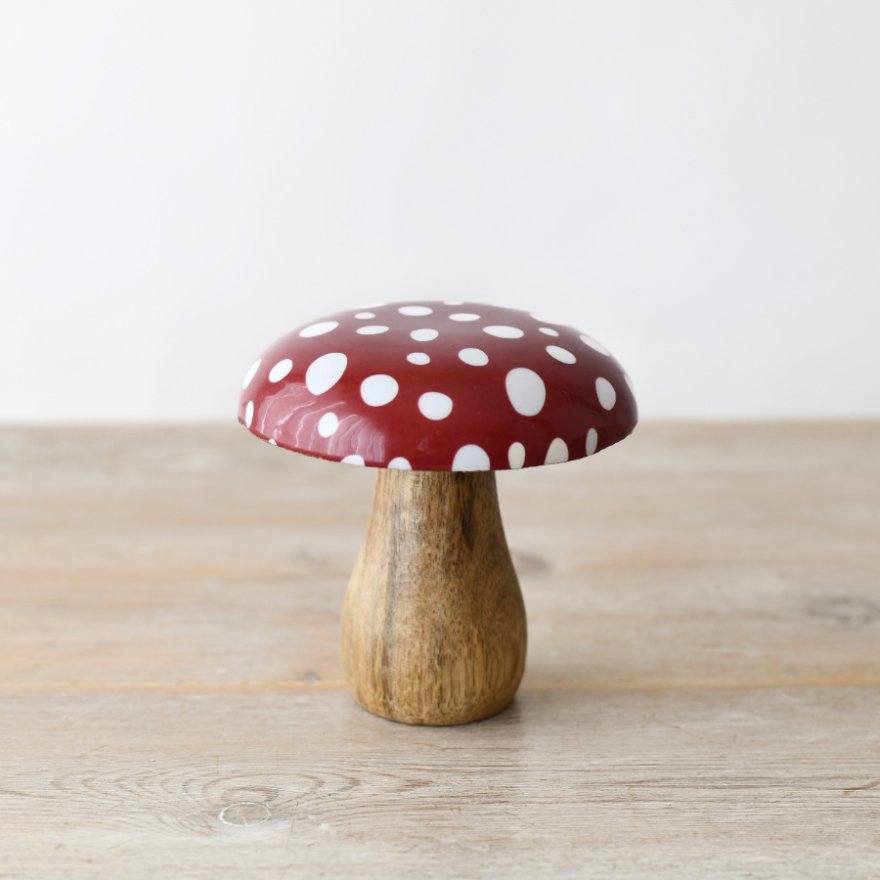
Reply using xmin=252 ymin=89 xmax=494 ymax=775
xmin=0 ymin=423 xmax=878 ymax=878
xmin=342 ymin=470 xmax=526 ymax=725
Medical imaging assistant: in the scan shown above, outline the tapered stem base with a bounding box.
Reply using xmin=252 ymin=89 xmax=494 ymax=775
xmin=341 ymin=470 xmax=527 ymax=725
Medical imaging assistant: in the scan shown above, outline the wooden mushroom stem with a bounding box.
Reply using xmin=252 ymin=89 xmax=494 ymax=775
xmin=341 ymin=469 xmax=527 ymax=726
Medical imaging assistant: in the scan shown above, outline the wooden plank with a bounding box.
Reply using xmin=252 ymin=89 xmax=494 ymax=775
xmin=0 ymin=424 xmax=879 ymax=877
xmin=0 ymin=689 xmax=878 ymax=878
xmin=1 ymin=424 xmax=878 ymax=693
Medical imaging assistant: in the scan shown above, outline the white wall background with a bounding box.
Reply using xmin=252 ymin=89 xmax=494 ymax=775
xmin=2 ymin=1 xmax=878 ymax=422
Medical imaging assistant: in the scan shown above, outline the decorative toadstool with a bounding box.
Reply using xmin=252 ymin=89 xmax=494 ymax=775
xmin=239 ymin=301 xmax=637 ymax=725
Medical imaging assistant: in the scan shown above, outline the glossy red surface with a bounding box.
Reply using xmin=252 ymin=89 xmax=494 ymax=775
xmin=238 ymin=301 xmax=637 ymax=471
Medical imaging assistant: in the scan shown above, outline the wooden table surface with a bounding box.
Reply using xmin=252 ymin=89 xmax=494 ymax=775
xmin=1 ymin=423 xmax=878 ymax=878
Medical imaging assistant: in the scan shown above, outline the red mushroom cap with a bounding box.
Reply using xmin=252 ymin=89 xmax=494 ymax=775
xmin=238 ymin=301 xmax=637 ymax=471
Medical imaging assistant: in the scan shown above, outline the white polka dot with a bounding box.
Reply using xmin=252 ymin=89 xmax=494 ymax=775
xmin=305 ymin=352 xmax=347 ymax=395
xmin=505 ymin=368 xmax=546 ymax=416
xmin=268 ymin=438 xmax=277 ymax=446
xmin=388 ymin=457 xmax=411 ymax=469
xmin=545 ymin=345 xmax=576 ymax=364
xmin=356 ymin=325 xmax=389 ymax=335
xmin=242 ymin=358 xmax=261 ymax=390
xmin=580 ymin=334 xmax=611 ymax=355
xmin=360 ymin=374 xmax=399 ymax=407
xmin=508 ymin=442 xmax=525 ymax=469
xmin=418 ymin=392 xmax=453 ymax=420
xmin=410 ymin=328 xmax=439 ymax=342
xmin=399 ymin=305 xmax=434 ymax=316
xmin=596 ymin=377 xmax=617 ymax=410
xmin=458 ymin=348 xmax=489 ymax=366
xmin=483 ymin=325 xmax=524 ymax=339
xmin=268 ymin=358 xmax=293 ymax=382
xmin=624 ymin=373 xmax=634 ymax=393
xmin=341 ymin=454 xmax=364 ymax=466
xmin=354 ymin=312 xmax=375 ymax=319
xmin=545 ymin=438 xmax=569 ymax=465
xmin=443 ymin=300 xmax=464 ymax=305
xmin=452 ymin=444 xmax=491 ymax=471
xmin=449 ymin=313 xmax=480 ymax=322
xmin=317 ymin=412 xmax=339 ymax=437
xmin=299 ymin=321 xmax=339 ymax=337
xmin=586 ymin=428 xmax=598 ymax=456
xmin=407 ymin=352 xmax=430 ymax=365
xmin=244 ymin=400 xmax=254 ymax=428
xmin=538 ymin=328 xmax=559 ymax=337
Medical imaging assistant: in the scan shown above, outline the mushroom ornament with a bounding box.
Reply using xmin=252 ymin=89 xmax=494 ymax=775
xmin=239 ymin=301 xmax=637 ymax=725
